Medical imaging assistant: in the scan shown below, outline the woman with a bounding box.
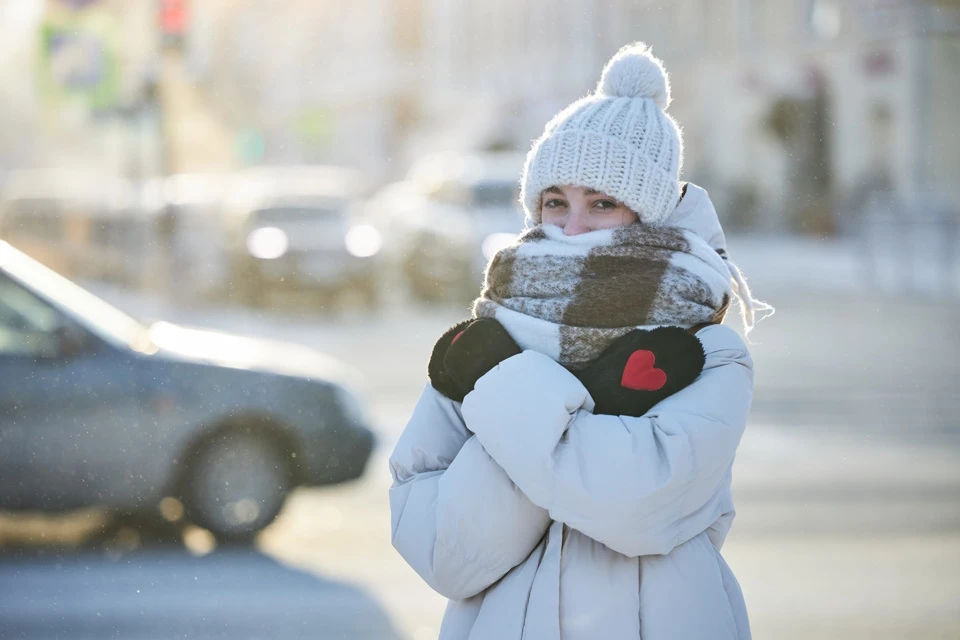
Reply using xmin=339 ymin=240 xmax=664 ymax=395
xmin=389 ymin=43 xmax=773 ymax=639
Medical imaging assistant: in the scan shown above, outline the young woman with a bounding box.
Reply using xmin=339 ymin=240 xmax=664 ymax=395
xmin=389 ymin=43 xmax=773 ymax=640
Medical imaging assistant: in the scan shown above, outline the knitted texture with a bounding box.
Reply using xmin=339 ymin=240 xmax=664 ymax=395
xmin=520 ymin=43 xmax=683 ymax=226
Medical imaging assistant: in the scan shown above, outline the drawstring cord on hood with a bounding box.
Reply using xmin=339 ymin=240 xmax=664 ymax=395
xmin=726 ymin=259 xmax=775 ymax=339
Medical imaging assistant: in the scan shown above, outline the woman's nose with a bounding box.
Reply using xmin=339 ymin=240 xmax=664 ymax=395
xmin=563 ymin=208 xmax=589 ymax=236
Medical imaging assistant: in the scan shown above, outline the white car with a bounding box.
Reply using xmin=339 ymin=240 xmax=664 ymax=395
xmin=366 ymin=152 xmax=526 ymax=302
xmin=145 ymin=167 xmax=382 ymax=310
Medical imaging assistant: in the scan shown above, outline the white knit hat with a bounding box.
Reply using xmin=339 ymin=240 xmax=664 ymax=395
xmin=521 ymin=43 xmax=683 ymax=226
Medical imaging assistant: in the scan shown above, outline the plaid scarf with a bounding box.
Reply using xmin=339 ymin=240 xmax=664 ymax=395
xmin=473 ymin=223 xmax=733 ymax=370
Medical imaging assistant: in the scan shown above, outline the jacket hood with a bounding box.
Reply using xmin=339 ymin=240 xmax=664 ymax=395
xmin=663 ymin=182 xmax=728 ymax=256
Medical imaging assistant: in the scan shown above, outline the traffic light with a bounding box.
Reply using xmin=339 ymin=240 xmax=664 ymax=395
xmin=159 ymin=0 xmax=186 ymax=47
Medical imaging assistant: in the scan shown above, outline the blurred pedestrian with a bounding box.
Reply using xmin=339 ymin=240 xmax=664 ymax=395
xmin=390 ymin=43 xmax=773 ymax=639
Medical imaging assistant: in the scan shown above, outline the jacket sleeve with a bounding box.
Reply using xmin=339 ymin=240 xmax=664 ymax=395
xmin=389 ymin=383 xmax=551 ymax=600
xmin=460 ymin=324 xmax=753 ymax=558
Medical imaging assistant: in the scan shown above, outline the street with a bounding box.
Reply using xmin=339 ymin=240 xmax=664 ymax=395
xmin=2 ymin=263 xmax=959 ymax=639
xmin=0 ymin=548 xmax=401 ymax=640
xmin=3 ymin=0 xmax=959 ymax=637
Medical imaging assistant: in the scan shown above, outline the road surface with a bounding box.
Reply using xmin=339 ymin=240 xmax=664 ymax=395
xmin=1 ymin=278 xmax=958 ymax=639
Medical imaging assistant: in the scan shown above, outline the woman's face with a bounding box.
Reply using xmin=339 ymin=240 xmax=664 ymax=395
xmin=540 ymin=185 xmax=639 ymax=235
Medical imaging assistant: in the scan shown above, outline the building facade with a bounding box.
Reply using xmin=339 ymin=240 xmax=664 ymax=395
xmin=7 ymin=0 xmax=955 ymax=235
xmin=407 ymin=0 xmax=960 ymax=234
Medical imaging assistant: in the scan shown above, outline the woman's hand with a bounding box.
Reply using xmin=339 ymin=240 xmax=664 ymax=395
xmin=427 ymin=319 xmax=475 ymax=402
xmin=429 ymin=319 xmax=705 ymax=417
xmin=572 ymin=327 xmax=706 ymax=417
xmin=428 ymin=318 xmax=521 ymax=402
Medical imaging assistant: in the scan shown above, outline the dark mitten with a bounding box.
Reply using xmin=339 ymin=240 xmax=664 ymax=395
xmin=427 ymin=319 xmax=475 ymax=402
xmin=574 ymin=327 xmax=706 ymax=417
xmin=443 ymin=318 xmax=521 ymax=396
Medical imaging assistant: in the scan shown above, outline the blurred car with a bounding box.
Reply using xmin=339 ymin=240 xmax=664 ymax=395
xmin=0 ymin=241 xmax=375 ymax=541
xmin=225 ymin=166 xmax=382 ymax=309
xmin=364 ymin=152 xmax=526 ymax=302
xmin=140 ymin=171 xmax=239 ymax=301
xmin=0 ymin=168 xmax=147 ymax=285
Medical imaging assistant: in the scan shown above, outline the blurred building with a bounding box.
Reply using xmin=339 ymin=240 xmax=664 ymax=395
xmin=182 ymin=0 xmax=401 ymax=178
xmin=0 ymin=0 xmax=45 ymax=171
xmin=0 ymin=0 xmax=161 ymax=177
xmin=405 ymin=0 xmax=960 ymax=235
xmin=2 ymin=0 xmax=957 ymax=237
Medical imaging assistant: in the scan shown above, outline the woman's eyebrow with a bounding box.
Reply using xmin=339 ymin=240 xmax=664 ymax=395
xmin=543 ymin=186 xmax=564 ymax=195
xmin=583 ymin=188 xmax=603 ymax=196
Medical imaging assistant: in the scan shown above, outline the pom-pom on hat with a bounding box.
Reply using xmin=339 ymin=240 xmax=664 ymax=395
xmin=598 ymin=42 xmax=672 ymax=107
xmin=520 ymin=43 xmax=684 ymax=226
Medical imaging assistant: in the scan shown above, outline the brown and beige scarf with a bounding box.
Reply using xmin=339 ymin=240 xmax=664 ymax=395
xmin=472 ymin=222 xmax=735 ymax=370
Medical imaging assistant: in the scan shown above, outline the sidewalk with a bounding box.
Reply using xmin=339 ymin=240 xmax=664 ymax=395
xmin=727 ymin=231 xmax=960 ymax=299
xmin=260 ymin=427 xmax=960 ymax=640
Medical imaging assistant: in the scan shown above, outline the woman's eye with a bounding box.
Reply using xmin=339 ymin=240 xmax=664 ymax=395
xmin=544 ymin=199 xmax=567 ymax=208
xmin=593 ymin=199 xmax=618 ymax=211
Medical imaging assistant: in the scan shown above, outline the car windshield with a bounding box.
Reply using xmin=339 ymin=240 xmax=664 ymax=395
xmin=0 ymin=243 xmax=149 ymax=351
xmin=251 ymin=206 xmax=343 ymax=226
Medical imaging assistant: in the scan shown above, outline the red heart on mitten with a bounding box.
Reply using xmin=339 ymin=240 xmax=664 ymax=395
xmin=621 ymin=349 xmax=667 ymax=391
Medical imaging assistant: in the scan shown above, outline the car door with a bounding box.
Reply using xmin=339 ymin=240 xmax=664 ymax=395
xmin=0 ymin=273 xmax=143 ymax=511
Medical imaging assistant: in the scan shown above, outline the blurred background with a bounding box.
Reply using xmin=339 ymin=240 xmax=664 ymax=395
xmin=0 ymin=0 xmax=958 ymax=639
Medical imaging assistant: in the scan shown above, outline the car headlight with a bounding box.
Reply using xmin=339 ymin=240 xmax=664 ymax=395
xmin=344 ymin=224 xmax=382 ymax=258
xmin=247 ymin=227 xmax=288 ymax=259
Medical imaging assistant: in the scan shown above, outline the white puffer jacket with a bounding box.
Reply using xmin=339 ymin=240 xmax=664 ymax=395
xmin=389 ymin=323 xmax=753 ymax=639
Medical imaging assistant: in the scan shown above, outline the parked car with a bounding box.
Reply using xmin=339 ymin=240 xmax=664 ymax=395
xmin=224 ymin=166 xmax=382 ymax=310
xmin=365 ymin=152 xmax=526 ymax=302
xmin=0 ymin=168 xmax=148 ymax=286
xmin=0 ymin=241 xmax=375 ymax=540
xmin=139 ymin=171 xmax=239 ymax=301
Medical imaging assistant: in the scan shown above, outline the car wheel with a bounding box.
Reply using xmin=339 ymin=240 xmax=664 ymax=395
xmin=182 ymin=431 xmax=292 ymax=542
